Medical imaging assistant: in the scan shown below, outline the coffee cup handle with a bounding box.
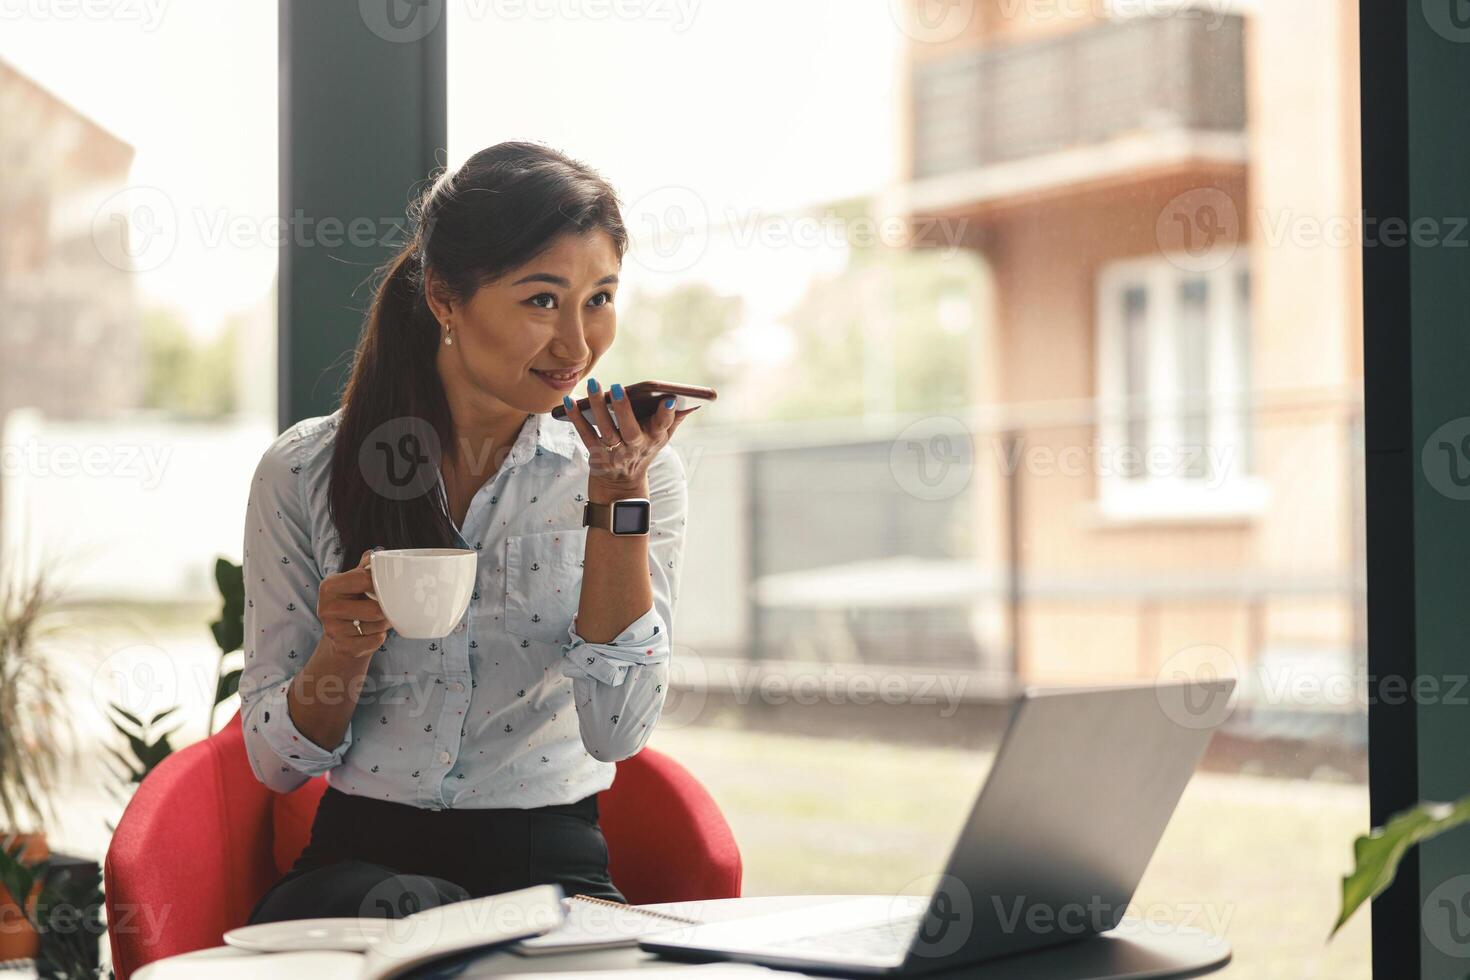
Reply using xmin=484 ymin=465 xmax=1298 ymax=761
xmin=364 ymin=551 xmax=379 ymax=602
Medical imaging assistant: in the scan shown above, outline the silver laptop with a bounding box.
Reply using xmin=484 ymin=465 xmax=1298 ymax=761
xmin=639 ymin=678 xmax=1235 ymax=975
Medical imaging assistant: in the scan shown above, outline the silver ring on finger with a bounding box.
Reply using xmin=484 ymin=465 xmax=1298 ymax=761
xmin=600 ymin=438 xmax=623 ymax=450
xmin=353 ymin=619 xmax=363 ymax=635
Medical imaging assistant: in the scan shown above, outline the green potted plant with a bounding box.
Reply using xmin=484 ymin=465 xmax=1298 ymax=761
xmin=0 ymin=556 xmax=69 ymax=964
xmin=1334 ymin=797 xmax=1470 ymax=938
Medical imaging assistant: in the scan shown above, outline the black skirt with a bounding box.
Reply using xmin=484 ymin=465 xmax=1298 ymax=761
xmin=248 ymin=786 xmax=625 ymax=924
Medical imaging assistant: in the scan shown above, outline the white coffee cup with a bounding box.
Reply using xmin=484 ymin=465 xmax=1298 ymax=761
xmin=364 ymin=548 xmax=477 ymax=639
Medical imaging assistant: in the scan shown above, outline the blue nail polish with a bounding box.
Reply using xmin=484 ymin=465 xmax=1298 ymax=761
xmin=611 ymin=383 xmax=625 ymax=401
xmin=562 ymin=395 xmax=574 ymax=411
xmin=587 ymin=377 xmax=599 ymax=393
xmin=664 ymin=397 xmax=675 ymax=409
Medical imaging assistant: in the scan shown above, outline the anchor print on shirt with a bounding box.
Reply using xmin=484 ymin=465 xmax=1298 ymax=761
xmin=242 ymin=411 xmax=683 ymax=808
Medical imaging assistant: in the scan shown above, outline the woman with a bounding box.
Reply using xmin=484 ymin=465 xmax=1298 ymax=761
xmin=239 ymin=142 xmax=698 ymax=923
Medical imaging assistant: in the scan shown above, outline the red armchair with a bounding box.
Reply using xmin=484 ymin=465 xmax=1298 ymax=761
xmin=104 ymin=712 xmax=741 ymax=980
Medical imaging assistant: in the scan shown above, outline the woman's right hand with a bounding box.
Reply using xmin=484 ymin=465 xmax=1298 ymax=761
xmin=318 ymin=549 xmax=390 ymax=659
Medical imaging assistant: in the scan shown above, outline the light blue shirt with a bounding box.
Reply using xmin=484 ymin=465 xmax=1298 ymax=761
xmin=239 ymin=408 xmax=687 ymax=809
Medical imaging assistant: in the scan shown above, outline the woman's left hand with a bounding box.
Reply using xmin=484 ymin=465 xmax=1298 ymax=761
xmin=562 ymin=380 xmax=699 ymax=492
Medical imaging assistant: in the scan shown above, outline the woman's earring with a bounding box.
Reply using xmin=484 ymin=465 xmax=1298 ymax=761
xmin=444 ymin=327 xmax=453 ymax=346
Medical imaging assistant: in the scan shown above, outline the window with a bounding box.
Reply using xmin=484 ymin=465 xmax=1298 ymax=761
xmin=1095 ymin=251 xmax=1263 ymax=521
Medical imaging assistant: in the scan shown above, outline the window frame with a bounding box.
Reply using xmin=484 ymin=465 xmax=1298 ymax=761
xmin=1093 ymin=249 xmax=1266 ymax=523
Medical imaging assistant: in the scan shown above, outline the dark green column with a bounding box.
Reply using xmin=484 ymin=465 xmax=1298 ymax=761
xmin=278 ymin=0 xmax=446 ymax=431
xmin=1363 ymin=2 xmax=1470 ymax=976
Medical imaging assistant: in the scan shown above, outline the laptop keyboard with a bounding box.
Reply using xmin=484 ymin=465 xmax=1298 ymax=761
xmin=766 ymin=912 xmax=926 ymax=960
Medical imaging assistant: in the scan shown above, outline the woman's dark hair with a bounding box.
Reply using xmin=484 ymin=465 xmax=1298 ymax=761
xmin=328 ymin=142 xmax=628 ymax=567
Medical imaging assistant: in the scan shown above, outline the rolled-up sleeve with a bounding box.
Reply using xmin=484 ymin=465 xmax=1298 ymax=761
xmin=559 ymin=445 xmax=687 ymax=762
xmin=239 ymin=435 xmax=350 ymax=792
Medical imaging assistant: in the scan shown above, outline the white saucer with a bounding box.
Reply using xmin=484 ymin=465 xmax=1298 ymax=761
xmin=223 ymin=917 xmax=394 ymax=953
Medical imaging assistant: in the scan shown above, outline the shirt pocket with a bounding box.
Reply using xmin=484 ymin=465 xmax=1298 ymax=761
xmin=504 ymin=526 xmax=587 ymax=646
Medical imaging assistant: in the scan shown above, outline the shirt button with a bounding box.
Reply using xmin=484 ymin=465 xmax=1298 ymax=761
xmin=438 ymin=750 xmax=451 ymax=765
xmin=454 ymin=622 xmax=465 ymax=633
xmin=451 ymin=682 xmax=465 ymax=693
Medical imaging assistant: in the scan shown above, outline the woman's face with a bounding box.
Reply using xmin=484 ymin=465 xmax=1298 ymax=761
xmin=429 ymin=229 xmax=620 ymax=416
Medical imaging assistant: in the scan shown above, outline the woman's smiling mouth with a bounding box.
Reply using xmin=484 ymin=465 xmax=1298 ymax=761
xmin=531 ymin=368 xmax=581 ymax=391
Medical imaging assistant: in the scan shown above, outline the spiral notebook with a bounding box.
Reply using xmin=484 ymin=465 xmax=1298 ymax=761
xmin=511 ymin=894 xmax=705 ymax=955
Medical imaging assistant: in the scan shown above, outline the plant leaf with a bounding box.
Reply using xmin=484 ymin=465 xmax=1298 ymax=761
xmin=1333 ymin=795 xmax=1470 ymax=938
xmin=211 ymin=557 xmax=246 ymax=654
xmin=148 ymin=704 xmax=181 ymax=726
xmin=216 ymin=668 xmax=242 ymax=704
xmin=107 ymin=703 xmax=143 ymax=729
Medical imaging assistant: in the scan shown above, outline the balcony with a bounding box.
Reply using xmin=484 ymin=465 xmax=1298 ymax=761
xmin=906 ymin=14 xmax=1247 ymax=208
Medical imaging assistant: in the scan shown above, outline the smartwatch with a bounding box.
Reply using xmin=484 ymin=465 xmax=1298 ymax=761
xmin=582 ymin=497 xmax=651 ymax=536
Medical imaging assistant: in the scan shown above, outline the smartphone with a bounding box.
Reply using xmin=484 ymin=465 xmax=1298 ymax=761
xmin=551 ymin=380 xmax=717 ymax=427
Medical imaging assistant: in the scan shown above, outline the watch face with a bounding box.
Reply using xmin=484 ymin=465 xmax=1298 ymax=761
xmin=612 ymin=500 xmax=651 ymax=534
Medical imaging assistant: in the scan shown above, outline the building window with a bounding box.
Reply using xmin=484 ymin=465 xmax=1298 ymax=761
xmin=1094 ymin=251 xmax=1264 ymax=521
